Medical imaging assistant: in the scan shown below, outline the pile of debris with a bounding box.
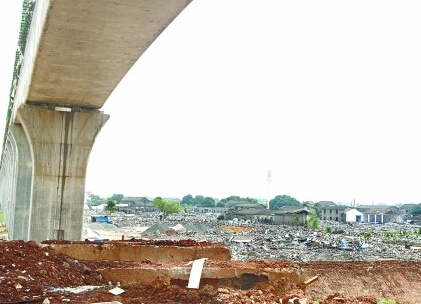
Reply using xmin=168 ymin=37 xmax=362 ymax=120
xmin=0 ymin=240 xmax=105 ymax=302
xmin=91 ymin=212 xmax=421 ymax=262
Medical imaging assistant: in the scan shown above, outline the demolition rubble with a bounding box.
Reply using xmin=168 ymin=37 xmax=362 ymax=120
xmin=87 ymin=212 xmax=421 ymax=263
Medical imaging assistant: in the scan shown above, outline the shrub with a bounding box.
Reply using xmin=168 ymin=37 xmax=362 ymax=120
xmin=307 ymin=213 xmax=320 ymax=230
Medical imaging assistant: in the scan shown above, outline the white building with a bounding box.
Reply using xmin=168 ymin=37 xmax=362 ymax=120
xmin=345 ymin=208 xmax=363 ymax=223
xmin=91 ymin=204 xmax=107 ymax=211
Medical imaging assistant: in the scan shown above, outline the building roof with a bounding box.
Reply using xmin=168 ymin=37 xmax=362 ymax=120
xmin=227 ymin=202 xmax=266 ymax=209
xmin=356 ymin=205 xmax=399 ymax=214
xmin=345 ymin=208 xmax=363 ymax=215
xmin=228 ymin=207 xmax=274 ymax=216
xmin=274 ymin=208 xmax=309 ymax=216
xmin=322 ymin=205 xmax=348 ymax=210
xmin=317 ymin=201 xmax=337 ymax=207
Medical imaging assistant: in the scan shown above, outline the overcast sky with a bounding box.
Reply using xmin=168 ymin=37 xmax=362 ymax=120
xmin=1 ymin=0 xmax=421 ymax=205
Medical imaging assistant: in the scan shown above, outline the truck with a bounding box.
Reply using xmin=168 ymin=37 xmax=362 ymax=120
xmin=91 ymin=215 xmax=113 ymax=224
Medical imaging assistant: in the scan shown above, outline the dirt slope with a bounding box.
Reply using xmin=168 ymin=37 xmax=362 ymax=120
xmin=300 ymin=260 xmax=421 ymax=303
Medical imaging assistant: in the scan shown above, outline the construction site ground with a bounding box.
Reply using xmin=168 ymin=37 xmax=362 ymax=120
xmin=2 ymin=213 xmax=421 ymax=303
xmin=0 ymin=239 xmax=420 ymax=303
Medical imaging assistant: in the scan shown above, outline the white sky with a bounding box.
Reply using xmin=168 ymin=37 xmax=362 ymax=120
xmin=1 ymin=0 xmax=421 ymax=205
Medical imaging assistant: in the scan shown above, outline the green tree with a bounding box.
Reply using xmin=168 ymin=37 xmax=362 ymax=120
xmin=220 ymin=195 xmax=241 ymax=204
xmin=200 ymin=197 xmax=216 ymax=207
xmin=87 ymin=194 xmax=106 ymax=205
xmin=307 ymin=213 xmax=320 ymax=230
xmin=411 ymin=204 xmax=421 ymax=216
xmin=269 ymin=195 xmax=301 ymax=210
xmin=181 ymin=194 xmax=194 ymax=205
xmin=153 ymin=197 xmax=182 ymax=217
xmin=109 ymin=193 xmax=124 ymax=202
xmin=312 ymin=202 xmax=322 ymax=218
xmin=105 ymin=200 xmax=116 ymax=214
xmin=216 ymin=201 xmax=226 ymax=207
xmin=193 ymin=195 xmax=205 ymax=206
xmin=219 ymin=196 xmax=258 ymax=205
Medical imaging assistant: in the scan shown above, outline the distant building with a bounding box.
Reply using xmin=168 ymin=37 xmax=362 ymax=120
xmin=273 ymin=207 xmax=310 ymax=226
xmin=117 ymin=197 xmax=159 ymax=213
xmin=321 ymin=204 xmax=347 ymax=222
xmin=356 ymin=205 xmax=401 ymax=223
xmin=226 ymin=200 xmax=266 ymax=212
xmin=195 ymin=206 xmax=228 ymax=214
xmin=345 ymin=208 xmax=363 ymax=223
xmin=225 ymin=205 xmax=310 ymax=226
xmin=91 ymin=203 xmax=107 ymax=211
xmin=225 ymin=207 xmax=274 ymax=222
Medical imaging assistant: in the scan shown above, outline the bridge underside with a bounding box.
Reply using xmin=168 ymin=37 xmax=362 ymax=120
xmin=17 ymin=0 xmax=192 ymax=110
xmin=1 ymin=0 xmax=192 ymax=242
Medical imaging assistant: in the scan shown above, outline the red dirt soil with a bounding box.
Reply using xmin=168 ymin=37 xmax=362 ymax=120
xmin=1 ymin=240 xmax=420 ymax=303
xmin=300 ymin=260 xmax=421 ymax=303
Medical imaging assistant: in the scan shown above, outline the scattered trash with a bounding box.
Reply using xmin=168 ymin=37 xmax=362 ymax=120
xmin=51 ymin=285 xmax=103 ymax=294
xmin=109 ymin=286 xmax=125 ymax=295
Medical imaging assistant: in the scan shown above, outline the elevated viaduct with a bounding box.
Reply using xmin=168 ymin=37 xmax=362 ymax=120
xmin=0 ymin=0 xmax=192 ymax=242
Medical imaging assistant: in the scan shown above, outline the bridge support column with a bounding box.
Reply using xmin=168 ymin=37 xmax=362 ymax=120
xmin=0 ymin=124 xmax=32 ymax=240
xmin=15 ymin=105 xmax=109 ymax=242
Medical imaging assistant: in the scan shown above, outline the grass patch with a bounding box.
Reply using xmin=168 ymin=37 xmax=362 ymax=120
xmin=356 ymin=232 xmax=372 ymax=238
xmin=377 ymin=299 xmax=396 ymax=304
xmin=0 ymin=211 xmax=4 ymax=225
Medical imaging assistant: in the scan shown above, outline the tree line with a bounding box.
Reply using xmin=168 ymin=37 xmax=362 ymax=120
xmin=180 ymin=195 xmax=259 ymax=207
xmin=87 ymin=192 xmax=308 ymax=211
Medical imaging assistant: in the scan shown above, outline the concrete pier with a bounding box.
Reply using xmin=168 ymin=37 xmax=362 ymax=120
xmin=0 ymin=124 xmax=32 ymax=240
xmin=0 ymin=105 xmax=108 ymax=242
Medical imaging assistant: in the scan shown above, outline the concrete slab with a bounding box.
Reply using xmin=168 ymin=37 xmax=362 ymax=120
xmin=46 ymin=240 xmax=231 ymax=263
xmin=98 ymin=261 xmax=303 ymax=289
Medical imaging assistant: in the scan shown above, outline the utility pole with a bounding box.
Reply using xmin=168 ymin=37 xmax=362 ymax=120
xmin=267 ymin=170 xmax=271 ymax=209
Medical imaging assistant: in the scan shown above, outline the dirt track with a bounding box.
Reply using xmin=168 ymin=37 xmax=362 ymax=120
xmin=1 ymin=240 xmax=421 ymax=303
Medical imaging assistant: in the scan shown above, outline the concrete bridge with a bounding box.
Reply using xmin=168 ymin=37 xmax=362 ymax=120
xmin=0 ymin=0 xmax=192 ymax=242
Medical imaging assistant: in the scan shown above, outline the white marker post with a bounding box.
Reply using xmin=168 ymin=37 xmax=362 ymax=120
xmin=187 ymin=258 xmax=207 ymax=289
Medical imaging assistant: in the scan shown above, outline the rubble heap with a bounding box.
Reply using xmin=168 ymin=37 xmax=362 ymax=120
xmin=0 ymin=240 xmax=105 ymax=302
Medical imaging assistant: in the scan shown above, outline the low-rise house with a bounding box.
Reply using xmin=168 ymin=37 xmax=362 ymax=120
xmin=356 ymin=205 xmax=401 ymax=223
xmin=225 ymin=207 xmax=274 ymax=222
xmin=345 ymin=208 xmax=363 ymax=223
xmin=321 ymin=204 xmax=347 ymax=222
xmin=273 ymin=207 xmax=310 ymax=226
xmin=226 ymin=201 xmax=266 ymax=212
xmin=225 ymin=205 xmax=310 ymax=226
xmin=117 ymin=197 xmax=159 ymax=213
